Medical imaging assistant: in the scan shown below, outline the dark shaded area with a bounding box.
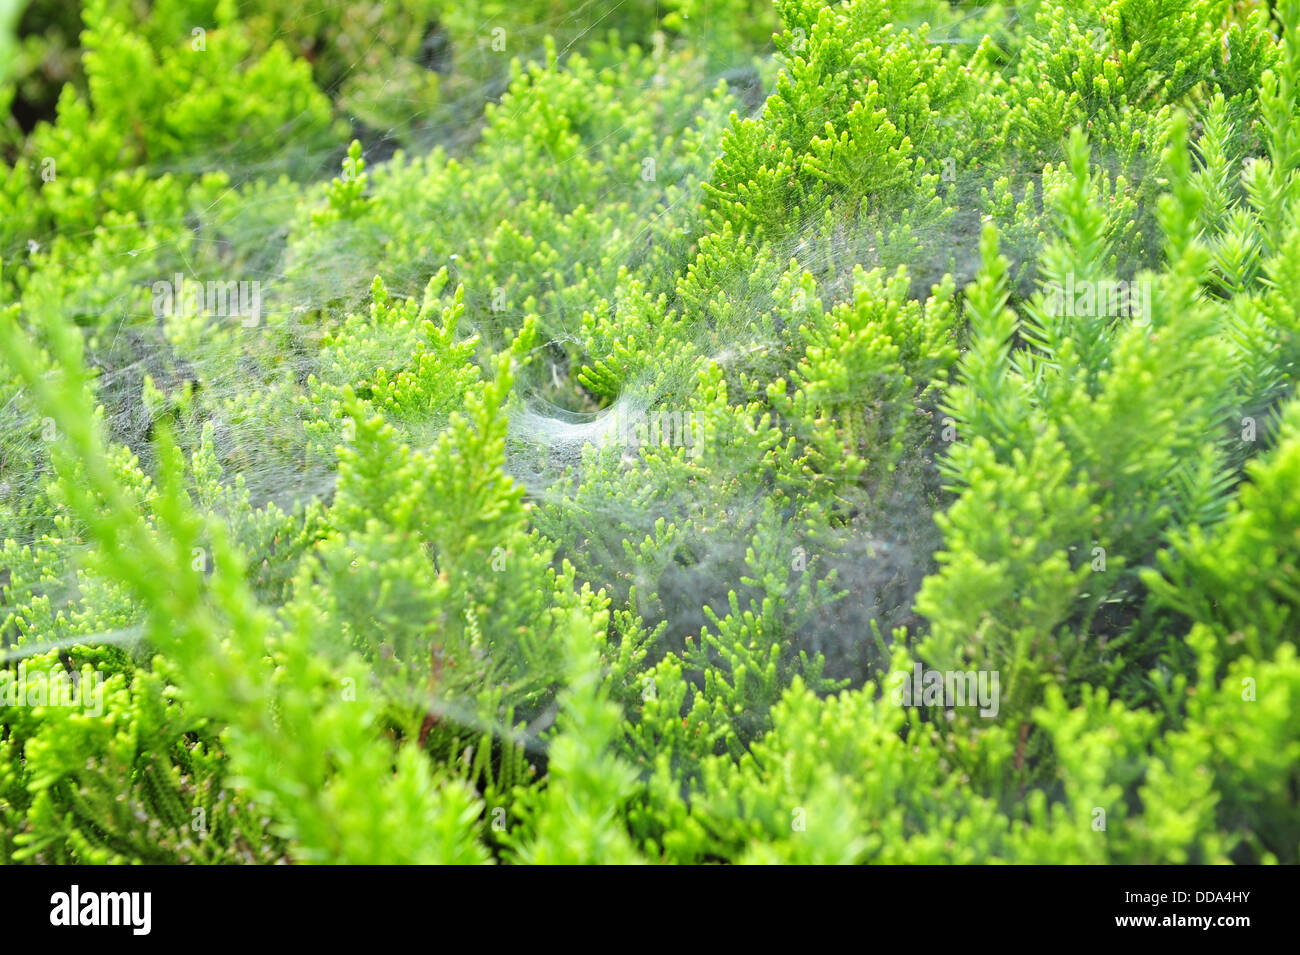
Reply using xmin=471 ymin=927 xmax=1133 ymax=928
xmin=417 ymin=21 xmax=453 ymax=75
xmin=8 ymin=0 xmax=83 ymax=136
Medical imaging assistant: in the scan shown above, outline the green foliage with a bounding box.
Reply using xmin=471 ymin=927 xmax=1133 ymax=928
xmin=1 ymin=0 xmax=1297 ymax=864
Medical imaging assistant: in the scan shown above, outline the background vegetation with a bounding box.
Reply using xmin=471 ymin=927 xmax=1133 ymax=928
xmin=0 ymin=0 xmax=1296 ymax=863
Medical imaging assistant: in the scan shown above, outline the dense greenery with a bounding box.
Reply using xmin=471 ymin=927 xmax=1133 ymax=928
xmin=0 ymin=0 xmax=1297 ymax=863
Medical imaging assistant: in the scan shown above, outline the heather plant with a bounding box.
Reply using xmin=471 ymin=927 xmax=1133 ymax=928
xmin=0 ymin=0 xmax=1296 ymax=865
